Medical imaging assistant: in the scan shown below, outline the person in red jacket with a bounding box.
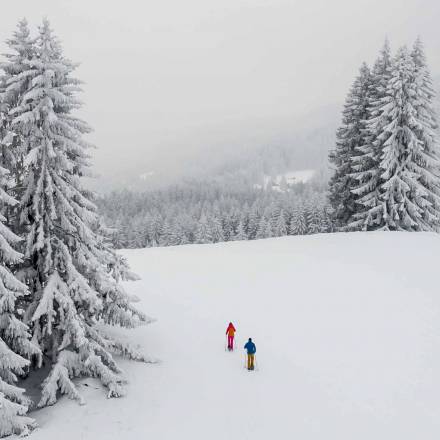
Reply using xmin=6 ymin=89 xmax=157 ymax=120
xmin=226 ymin=322 xmax=236 ymax=351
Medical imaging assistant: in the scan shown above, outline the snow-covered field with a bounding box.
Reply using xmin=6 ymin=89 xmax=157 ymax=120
xmin=29 ymin=232 xmax=440 ymax=439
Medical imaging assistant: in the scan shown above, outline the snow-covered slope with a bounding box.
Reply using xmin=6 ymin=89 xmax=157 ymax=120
xmin=29 ymin=232 xmax=440 ymax=440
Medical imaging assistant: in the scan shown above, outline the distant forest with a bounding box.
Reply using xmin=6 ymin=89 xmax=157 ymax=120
xmin=97 ymin=177 xmax=332 ymax=249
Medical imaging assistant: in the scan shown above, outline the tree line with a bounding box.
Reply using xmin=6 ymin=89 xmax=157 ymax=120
xmin=0 ymin=19 xmax=150 ymax=436
xmin=97 ymin=180 xmax=332 ymax=249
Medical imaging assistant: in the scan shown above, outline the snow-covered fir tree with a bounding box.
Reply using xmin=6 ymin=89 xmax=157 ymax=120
xmin=196 ymin=214 xmax=212 ymax=244
xmin=255 ymin=216 xmax=267 ymax=239
xmin=331 ymin=38 xmax=440 ymax=232
xmin=371 ymin=45 xmax=440 ymax=230
xmin=274 ymin=210 xmax=288 ymax=237
xmin=0 ymin=22 xmax=41 ymax=425
xmin=6 ymin=19 xmax=149 ymax=407
xmin=289 ymin=204 xmax=307 ymax=235
xmin=234 ymin=220 xmax=247 ymax=241
xmin=160 ymin=219 xmax=173 ymax=246
xmin=349 ymin=40 xmax=393 ymax=230
xmin=168 ymin=220 xmax=185 ymax=246
xmin=0 ymin=161 xmax=40 ymax=435
xmin=255 ymin=214 xmax=273 ymax=239
xmin=305 ymin=200 xmax=322 ymax=234
xmin=0 ymin=19 xmax=36 ymax=231
xmin=268 ymin=206 xmax=281 ymax=233
xmin=328 ymin=62 xmax=372 ymax=229
xmin=263 ymin=219 xmax=273 ymax=238
xmin=0 ymin=340 xmax=34 ymax=437
xmin=210 ymin=215 xmax=225 ymax=243
xmin=409 ymin=38 xmax=440 ymax=228
xmin=246 ymin=206 xmax=260 ymax=240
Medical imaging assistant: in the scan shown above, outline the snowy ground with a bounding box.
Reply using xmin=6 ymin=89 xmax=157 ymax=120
xmin=29 ymin=232 xmax=440 ymax=439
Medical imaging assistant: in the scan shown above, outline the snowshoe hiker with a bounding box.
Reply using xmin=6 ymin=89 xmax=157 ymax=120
xmin=244 ymin=338 xmax=256 ymax=370
xmin=226 ymin=322 xmax=236 ymax=351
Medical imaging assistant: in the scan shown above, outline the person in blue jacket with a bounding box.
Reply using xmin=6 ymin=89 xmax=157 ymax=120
xmin=244 ymin=338 xmax=256 ymax=370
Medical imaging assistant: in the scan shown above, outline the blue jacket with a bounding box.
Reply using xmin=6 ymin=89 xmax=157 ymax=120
xmin=244 ymin=341 xmax=256 ymax=354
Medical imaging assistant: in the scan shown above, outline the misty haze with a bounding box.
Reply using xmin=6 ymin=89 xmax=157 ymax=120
xmin=0 ymin=1 xmax=440 ymax=440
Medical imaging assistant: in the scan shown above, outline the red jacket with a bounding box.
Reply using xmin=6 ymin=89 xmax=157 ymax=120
xmin=226 ymin=323 xmax=236 ymax=337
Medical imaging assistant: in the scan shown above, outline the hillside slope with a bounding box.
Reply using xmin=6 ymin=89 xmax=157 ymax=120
xmin=29 ymin=232 xmax=440 ymax=440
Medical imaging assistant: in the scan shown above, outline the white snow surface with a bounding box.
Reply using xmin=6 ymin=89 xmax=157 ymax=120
xmin=29 ymin=232 xmax=440 ymax=439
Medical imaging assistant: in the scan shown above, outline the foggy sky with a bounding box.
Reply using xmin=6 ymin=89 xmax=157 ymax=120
xmin=1 ymin=0 xmax=439 ymax=184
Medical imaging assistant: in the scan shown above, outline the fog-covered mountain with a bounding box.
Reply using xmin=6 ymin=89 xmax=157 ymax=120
xmin=88 ymin=103 xmax=339 ymax=193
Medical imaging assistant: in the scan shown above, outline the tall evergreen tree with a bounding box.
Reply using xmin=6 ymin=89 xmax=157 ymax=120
xmin=0 ymin=340 xmax=34 ymax=437
xmin=409 ymin=38 xmax=440 ymax=229
xmin=168 ymin=220 xmax=182 ymax=246
xmin=247 ymin=205 xmax=260 ymax=239
xmin=196 ymin=214 xmax=212 ymax=244
xmin=8 ymin=19 xmax=149 ymax=407
xmin=210 ymin=215 xmax=224 ymax=243
xmin=305 ymin=200 xmax=322 ymax=234
xmin=160 ymin=219 xmax=173 ymax=246
xmin=0 ymin=21 xmax=41 ymax=434
xmin=329 ymin=62 xmax=372 ymax=229
xmin=233 ymin=220 xmax=247 ymax=241
xmin=274 ymin=210 xmax=287 ymax=236
xmin=0 ymin=164 xmax=40 ymax=435
xmin=289 ymin=204 xmax=307 ymax=235
xmin=371 ymin=45 xmax=440 ymax=230
xmin=350 ymin=40 xmax=392 ymax=229
xmin=256 ymin=215 xmax=272 ymax=239
xmin=0 ymin=19 xmax=36 ymax=230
